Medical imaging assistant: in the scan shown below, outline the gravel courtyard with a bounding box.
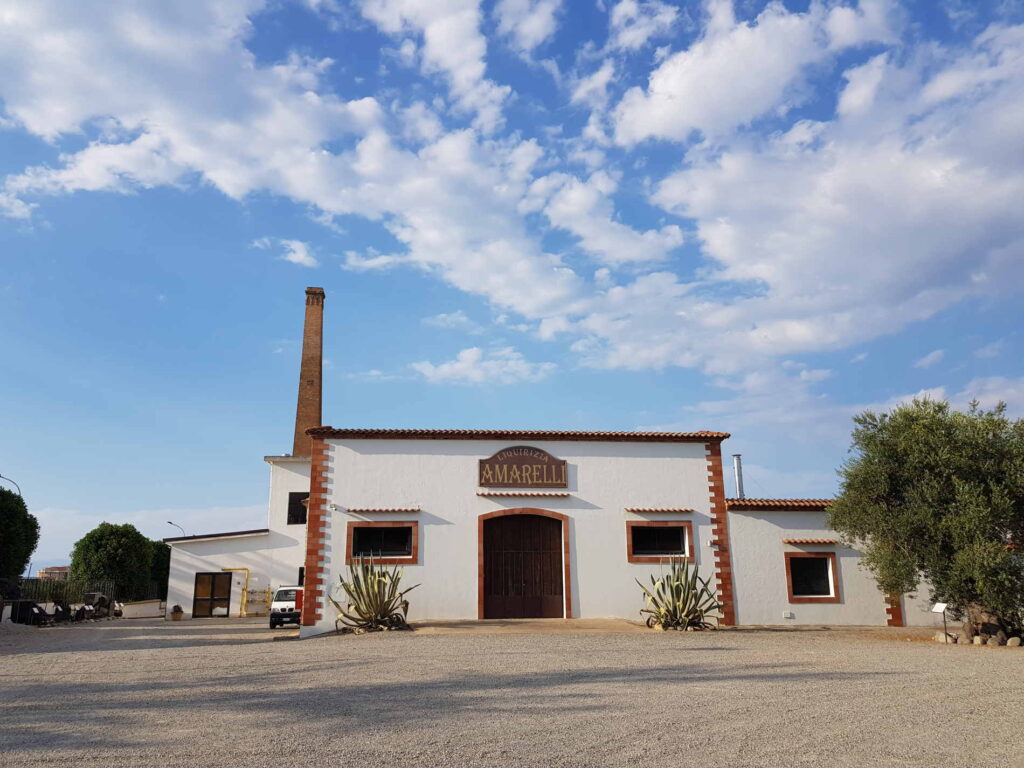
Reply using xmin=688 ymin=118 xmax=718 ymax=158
xmin=1 ymin=618 xmax=1020 ymax=767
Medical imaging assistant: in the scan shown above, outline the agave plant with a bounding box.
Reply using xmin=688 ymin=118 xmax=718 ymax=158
xmin=637 ymin=558 xmax=723 ymax=631
xmin=329 ymin=555 xmax=420 ymax=633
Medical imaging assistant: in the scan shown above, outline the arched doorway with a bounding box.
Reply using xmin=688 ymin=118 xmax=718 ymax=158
xmin=478 ymin=508 xmax=570 ymax=619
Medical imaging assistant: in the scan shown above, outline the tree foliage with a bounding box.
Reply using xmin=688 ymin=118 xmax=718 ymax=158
xmin=829 ymin=399 xmax=1024 ymax=634
xmin=0 ymin=487 xmax=39 ymax=580
xmin=148 ymin=539 xmax=170 ymax=599
xmin=70 ymin=522 xmax=154 ymax=600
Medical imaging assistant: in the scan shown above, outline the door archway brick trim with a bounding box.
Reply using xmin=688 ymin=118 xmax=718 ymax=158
xmin=478 ymin=507 xmax=572 ymax=620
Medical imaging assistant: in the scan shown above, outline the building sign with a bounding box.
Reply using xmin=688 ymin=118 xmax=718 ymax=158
xmin=479 ymin=446 xmax=568 ymax=488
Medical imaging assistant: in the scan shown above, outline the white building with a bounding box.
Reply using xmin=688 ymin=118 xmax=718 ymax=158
xmin=167 ymin=287 xmax=939 ymax=633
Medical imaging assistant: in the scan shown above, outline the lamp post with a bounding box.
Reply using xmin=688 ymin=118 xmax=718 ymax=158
xmin=0 ymin=474 xmax=22 ymax=496
xmin=167 ymin=521 xmax=186 ymax=537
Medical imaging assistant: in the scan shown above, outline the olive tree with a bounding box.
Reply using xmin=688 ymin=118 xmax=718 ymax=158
xmin=829 ymin=399 xmax=1024 ymax=639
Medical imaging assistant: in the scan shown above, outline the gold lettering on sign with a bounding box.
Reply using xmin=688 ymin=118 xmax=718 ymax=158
xmin=478 ymin=446 xmax=568 ymax=488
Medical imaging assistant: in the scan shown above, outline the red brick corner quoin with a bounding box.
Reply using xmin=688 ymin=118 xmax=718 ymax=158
xmin=301 ymin=438 xmax=331 ymax=627
xmin=706 ymin=442 xmax=736 ymax=625
xmin=885 ymin=593 xmax=905 ymax=627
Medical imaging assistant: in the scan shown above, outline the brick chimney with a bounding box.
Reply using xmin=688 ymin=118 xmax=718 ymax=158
xmin=292 ymin=287 xmax=325 ymax=456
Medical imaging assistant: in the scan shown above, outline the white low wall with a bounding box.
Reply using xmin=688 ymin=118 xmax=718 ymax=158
xmin=120 ymin=600 xmax=165 ymax=619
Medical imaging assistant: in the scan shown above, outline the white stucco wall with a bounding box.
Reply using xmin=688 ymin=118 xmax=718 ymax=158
xmin=304 ymin=438 xmax=718 ymax=635
xmin=729 ymin=509 xmax=892 ymax=625
xmin=899 ymin=583 xmax=944 ymax=627
xmin=265 ymin=456 xmax=312 ymax=554
xmin=165 ymin=456 xmax=310 ymax=619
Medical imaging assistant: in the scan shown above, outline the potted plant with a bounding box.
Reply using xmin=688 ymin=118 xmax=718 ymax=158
xmin=170 ymin=604 xmax=184 ymax=621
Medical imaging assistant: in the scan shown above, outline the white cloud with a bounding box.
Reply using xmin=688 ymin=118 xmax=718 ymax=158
xmin=614 ymin=0 xmax=897 ymax=143
xmin=825 ymin=0 xmax=899 ymax=50
xmin=954 ymin=375 xmax=1024 ymax=412
xmin=399 ymin=101 xmax=444 ymax=143
xmin=344 ymin=368 xmax=404 ymax=381
xmin=527 ymin=170 xmax=684 ymax=264
xmin=279 ymin=239 xmax=319 ymax=268
xmin=608 ymin=0 xmax=678 ymax=51
xmin=422 ymin=309 xmax=483 ymax=333
xmin=495 ymin=0 xmax=563 ymax=55
xmin=974 ymin=339 xmax=1006 ymax=358
xmin=571 ymin=60 xmax=617 ymax=109
xmin=356 ymin=0 xmax=510 ymax=132
xmin=0 ymin=190 xmax=34 ymax=219
xmin=2 ymin=0 xmax=1021 ymax=394
xmin=851 ymin=352 xmax=868 ymax=362
xmin=647 ymin=24 xmax=1024 ymax=370
xmin=0 ymin=4 xmax=382 ymax=209
xmin=253 ymin=237 xmax=319 ymax=267
xmin=411 ymin=346 xmax=556 ymax=384
xmin=914 ymin=349 xmax=945 ymax=368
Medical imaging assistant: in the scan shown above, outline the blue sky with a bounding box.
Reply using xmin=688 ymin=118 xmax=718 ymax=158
xmin=1 ymin=0 xmax=1022 ymax=568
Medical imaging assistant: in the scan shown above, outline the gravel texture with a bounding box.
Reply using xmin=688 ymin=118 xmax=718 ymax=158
xmin=1 ymin=618 xmax=1020 ymax=767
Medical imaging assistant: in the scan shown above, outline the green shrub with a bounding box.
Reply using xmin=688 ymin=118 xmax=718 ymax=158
xmin=637 ymin=558 xmax=722 ymax=631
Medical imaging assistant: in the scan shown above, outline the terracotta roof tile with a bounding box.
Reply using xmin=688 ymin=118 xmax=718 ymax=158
xmin=783 ymin=538 xmax=838 ymax=544
xmin=346 ymin=508 xmax=421 ymax=514
xmin=726 ymin=498 xmax=833 ymax=511
xmin=624 ymin=508 xmax=695 ymax=514
xmin=307 ymin=427 xmax=729 ymax=443
xmin=477 ymin=492 xmax=571 ymax=497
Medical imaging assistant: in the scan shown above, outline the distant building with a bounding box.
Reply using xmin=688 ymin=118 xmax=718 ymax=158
xmin=37 ymin=566 xmax=70 ymax=580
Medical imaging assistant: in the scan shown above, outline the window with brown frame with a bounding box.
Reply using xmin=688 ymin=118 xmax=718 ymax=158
xmin=346 ymin=521 xmax=420 ymax=564
xmin=626 ymin=520 xmax=694 ymax=563
xmin=785 ymin=552 xmax=840 ymax=603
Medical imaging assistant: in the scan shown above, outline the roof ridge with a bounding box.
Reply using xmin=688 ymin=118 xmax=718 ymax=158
xmin=306 ymin=427 xmax=729 ymax=442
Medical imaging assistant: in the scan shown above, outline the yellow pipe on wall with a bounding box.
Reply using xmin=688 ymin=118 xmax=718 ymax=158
xmin=220 ymin=567 xmax=251 ymax=617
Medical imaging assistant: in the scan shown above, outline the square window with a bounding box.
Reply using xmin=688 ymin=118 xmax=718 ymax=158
xmin=786 ymin=553 xmax=839 ymax=603
xmin=287 ymin=492 xmax=309 ymax=525
xmin=347 ymin=522 xmax=419 ymax=564
xmin=632 ymin=526 xmax=685 ymax=555
xmin=626 ymin=521 xmax=693 ymax=563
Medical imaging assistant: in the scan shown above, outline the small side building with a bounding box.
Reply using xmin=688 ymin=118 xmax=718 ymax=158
xmin=727 ymin=498 xmax=936 ymax=627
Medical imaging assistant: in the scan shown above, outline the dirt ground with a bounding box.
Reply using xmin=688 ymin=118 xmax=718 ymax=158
xmin=1 ymin=617 xmax=1019 ymax=767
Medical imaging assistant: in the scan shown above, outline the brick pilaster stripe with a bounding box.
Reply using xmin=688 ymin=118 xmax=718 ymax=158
xmin=885 ymin=593 xmax=904 ymax=627
xmin=301 ymin=438 xmax=331 ymax=626
xmin=706 ymin=442 xmax=736 ymax=625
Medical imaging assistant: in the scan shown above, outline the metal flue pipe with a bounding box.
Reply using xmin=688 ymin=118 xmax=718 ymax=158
xmin=731 ymin=454 xmax=745 ymax=499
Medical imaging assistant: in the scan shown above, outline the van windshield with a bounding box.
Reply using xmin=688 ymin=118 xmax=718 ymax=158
xmin=274 ymin=589 xmax=297 ymax=602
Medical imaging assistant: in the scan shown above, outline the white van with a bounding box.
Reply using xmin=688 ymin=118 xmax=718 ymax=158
xmin=269 ymin=586 xmax=303 ymax=629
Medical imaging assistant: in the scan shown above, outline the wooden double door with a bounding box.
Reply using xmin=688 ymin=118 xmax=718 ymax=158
xmin=192 ymin=572 xmax=231 ymax=618
xmin=483 ymin=514 xmax=564 ymax=619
